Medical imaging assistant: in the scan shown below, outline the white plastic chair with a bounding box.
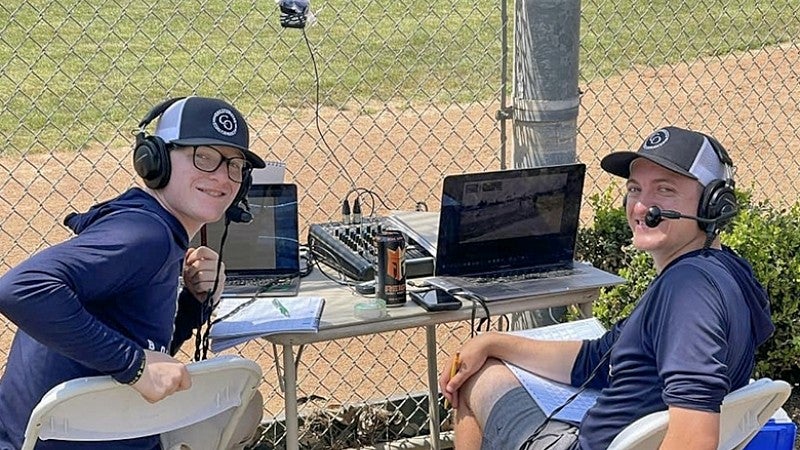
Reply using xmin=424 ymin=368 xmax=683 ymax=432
xmin=22 ymin=355 xmax=262 ymax=450
xmin=608 ymin=378 xmax=792 ymax=450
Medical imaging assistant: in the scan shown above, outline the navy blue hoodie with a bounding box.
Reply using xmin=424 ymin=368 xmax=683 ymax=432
xmin=0 ymin=188 xmax=205 ymax=450
xmin=571 ymin=247 xmax=774 ymax=449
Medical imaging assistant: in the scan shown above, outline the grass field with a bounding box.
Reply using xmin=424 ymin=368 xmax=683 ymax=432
xmin=1 ymin=0 xmax=798 ymax=155
xmin=1 ymin=2 xmax=799 ymax=440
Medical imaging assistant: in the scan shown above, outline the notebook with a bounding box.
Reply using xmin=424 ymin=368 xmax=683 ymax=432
xmin=251 ymin=160 xmax=286 ymax=184
xmin=425 ymin=164 xmax=597 ymax=301
xmin=505 ymin=318 xmax=606 ymax=423
xmin=209 ymin=296 xmax=325 ymax=352
xmin=194 ymin=183 xmax=301 ymax=297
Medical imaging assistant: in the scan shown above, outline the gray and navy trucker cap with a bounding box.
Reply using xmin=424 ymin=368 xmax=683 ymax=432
xmin=600 ymin=126 xmax=729 ymax=186
xmin=154 ymin=96 xmax=266 ymax=169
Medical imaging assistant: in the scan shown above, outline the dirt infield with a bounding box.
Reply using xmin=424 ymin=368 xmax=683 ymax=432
xmin=3 ymin=45 xmax=797 ymax=266
xmin=1 ymin=45 xmax=798 ymax=421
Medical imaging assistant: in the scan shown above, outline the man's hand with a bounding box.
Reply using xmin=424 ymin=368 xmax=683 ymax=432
xmin=183 ymin=246 xmax=225 ymax=305
xmin=438 ymin=333 xmax=493 ymax=409
xmin=437 ymin=332 xmax=583 ymax=409
xmin=131 ymin=350 xmax=191 ymax=403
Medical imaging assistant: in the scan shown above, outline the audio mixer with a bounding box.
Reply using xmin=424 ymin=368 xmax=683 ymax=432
xmin=307 ymin=217 xmax=434 ymax=281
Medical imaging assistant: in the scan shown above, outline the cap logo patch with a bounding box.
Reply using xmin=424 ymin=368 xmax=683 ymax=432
xmin=212 ymin=109 xmax=237 ymax=136
xmin=643 ymin=128 xmax=670 ymax=150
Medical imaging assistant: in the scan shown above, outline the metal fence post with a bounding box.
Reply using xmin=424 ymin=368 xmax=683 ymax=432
xmin=512 ymin=0 xmax=581 ymax=167
xmin=511 ymin=0 xmax=581 ymax=328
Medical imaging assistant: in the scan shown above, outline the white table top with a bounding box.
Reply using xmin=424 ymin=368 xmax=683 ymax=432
xmin=262 ymin=263 xmax=624 ymax=345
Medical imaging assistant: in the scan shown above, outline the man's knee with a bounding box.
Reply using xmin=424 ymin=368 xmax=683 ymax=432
xmin=460 ymin=357 xmax=522 ymax=427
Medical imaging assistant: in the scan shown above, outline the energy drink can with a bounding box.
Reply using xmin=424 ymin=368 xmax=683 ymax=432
xmin=375 ymin=230 xmax=406 ymax=306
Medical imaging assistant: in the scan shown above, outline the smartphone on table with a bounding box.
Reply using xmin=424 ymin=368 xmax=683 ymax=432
xmin=410 ymin=289 xmax=462 ymax=311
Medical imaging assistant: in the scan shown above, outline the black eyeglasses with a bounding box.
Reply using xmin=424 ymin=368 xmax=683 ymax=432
xmin=190 ymin=146 xmax=251 ymax=183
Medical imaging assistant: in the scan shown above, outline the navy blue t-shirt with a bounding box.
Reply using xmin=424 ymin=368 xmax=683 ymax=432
xmin=0 ymin=189 xmax=205 ymax=450
xmin=571 ymin=248 xmax=773 ymax=449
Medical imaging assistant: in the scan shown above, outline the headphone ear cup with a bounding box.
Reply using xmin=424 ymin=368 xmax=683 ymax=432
xmin=133 ymin=134 xmax=171 ymax=189
xmin=698 ymin=179 xmax=737 ymax=234
xmin=132 ymin=97 xmax=185 ymax=190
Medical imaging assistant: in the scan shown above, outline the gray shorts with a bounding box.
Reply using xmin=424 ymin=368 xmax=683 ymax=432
xmin=482 ymin=387 xmax=579 ymax=450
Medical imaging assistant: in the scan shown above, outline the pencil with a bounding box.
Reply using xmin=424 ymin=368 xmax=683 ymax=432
xmin=444 ymin=352 xmax=460 ymax=409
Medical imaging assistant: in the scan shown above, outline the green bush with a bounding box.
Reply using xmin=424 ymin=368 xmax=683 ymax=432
xmin=576 ymin=187 xmax=632 ymax=274
xmin=577 ymin=187 xmax=800 ymax=382
xmin=575 ymin=187 xmax=654 ymax=325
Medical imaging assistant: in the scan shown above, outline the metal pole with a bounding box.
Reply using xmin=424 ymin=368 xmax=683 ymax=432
xmin=510 ymin=0 xmax=580 ymax=328
xmin=426 ymin=325 xmax=441 ymax=450
xmin=512 ymin=0 xmax=581 ymax=167
xmin=283 ymin=343 xmax=299 ymax=450
xmin=498 ymin=0 xmax=511 ymax=170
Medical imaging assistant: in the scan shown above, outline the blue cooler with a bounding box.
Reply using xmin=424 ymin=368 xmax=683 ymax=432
xmin=743 ymin=418 xmax=797 ymax=450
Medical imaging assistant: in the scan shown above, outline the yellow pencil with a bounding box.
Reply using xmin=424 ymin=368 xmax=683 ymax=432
xmin=444 ymin=352 xmax=460 ymax=409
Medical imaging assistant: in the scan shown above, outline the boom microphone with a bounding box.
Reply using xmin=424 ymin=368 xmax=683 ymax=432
xmin=226 ymin=197 xmax=253 ymax=224
xmin=644 ymin=206 xmax=716 ymax=228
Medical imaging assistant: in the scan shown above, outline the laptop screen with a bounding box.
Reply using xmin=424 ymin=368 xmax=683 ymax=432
xmin=435 ymin=164 xmax=585 ymax=277
xmin=192 ymin=184 xmax=300 ymax=276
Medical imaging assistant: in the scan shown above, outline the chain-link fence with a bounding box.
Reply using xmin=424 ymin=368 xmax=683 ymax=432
xmin=1 ymin=0 xmax=799 ymax=447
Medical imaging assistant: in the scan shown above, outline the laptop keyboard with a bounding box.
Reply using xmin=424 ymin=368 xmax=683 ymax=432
xmin=472 ymin=268 xmax=575 ymax=284
xmin=226 ymin=276 xmax=291 ymax=288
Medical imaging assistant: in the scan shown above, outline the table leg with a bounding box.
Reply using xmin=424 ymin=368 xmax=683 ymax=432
xmin=426 ymin=325 xmax=441 ymax=450
xmin=579 ymin=301 xmax=593 ymax=318
xmin=283 ymin=343 xmax=299 ymax=450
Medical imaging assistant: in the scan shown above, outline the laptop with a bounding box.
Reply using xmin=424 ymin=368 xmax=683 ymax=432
xmin=193 ymin=183 xmax=301 ymax=297
xmin=426 ymin=163 xmax=612 ymax=301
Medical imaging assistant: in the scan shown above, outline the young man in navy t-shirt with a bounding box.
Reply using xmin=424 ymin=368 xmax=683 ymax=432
xmin=0 ymin=97 xmax=268 ymax=450
xmin=439 ymin=126 xmax=774 ymax=449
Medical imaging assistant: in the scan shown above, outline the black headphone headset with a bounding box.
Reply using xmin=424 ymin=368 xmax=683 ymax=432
xmin=133 ymin=97 xmax=185 ymax=189
xmin=622 ymin=133 xmax=737 ymax=237
xmin=132 ymin=97 xmax=253 ymax=223
xmin=695 ymin=133 xmax=737 ymax=236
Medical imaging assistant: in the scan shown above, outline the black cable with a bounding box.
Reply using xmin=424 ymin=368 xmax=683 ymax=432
xmin=300 ymin=27 xmax=394 ymax=222
xmin=496 ymin=314 xmax=511 ymax=332
xmin=307 ymin=241 xmax=358 ymax=287
xmin=302 ymin=27 xmax=357 ymax=193
xmin=469 ymin=295 xmax=492 ymax=336
xmin=518 ymin=345 xmax=614 ymax=450
xmin=210 ymin=277 xmax=293 ymax=325
xmin=194 ymin=220 xmax=230 ymax=362
xmin=702 ymin=231 xmax=716 ymax=250
xmin=299 ymin=245 xmax=314 ymax=277
xmin=306 ymin=243 xmax=381 ymax=299
xmin=344 ymin=187 xmax=393 ymax=217
xmin=443 ymin=289 xmax=491 ymax=337
xmin=198 ymin=235 xmax=307 ymax=358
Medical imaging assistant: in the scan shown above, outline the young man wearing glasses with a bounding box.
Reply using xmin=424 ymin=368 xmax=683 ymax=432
xmin=0 ymin=96 xmax=266 ymax=450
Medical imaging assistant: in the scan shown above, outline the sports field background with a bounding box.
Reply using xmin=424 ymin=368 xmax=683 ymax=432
xmin=1 ymin=0 xmax=798 ymax=446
